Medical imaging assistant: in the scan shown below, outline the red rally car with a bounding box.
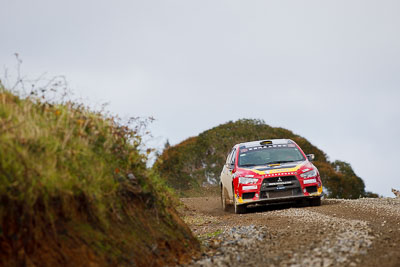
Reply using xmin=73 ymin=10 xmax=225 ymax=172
xmin=220 ymin=139 xmax=323 ymax=214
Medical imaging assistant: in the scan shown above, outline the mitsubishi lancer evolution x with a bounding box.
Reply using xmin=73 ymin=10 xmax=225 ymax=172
xmin=220 ymin=139 xmax=323 ymax=214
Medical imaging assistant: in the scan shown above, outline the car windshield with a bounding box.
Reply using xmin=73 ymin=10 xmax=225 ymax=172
xmin=238 ymin=145 xmax=305 ymax=167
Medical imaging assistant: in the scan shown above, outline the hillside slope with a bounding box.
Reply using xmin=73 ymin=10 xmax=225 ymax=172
xmin=155 ymin=119 xmax=376 ymax=199
xmin=0 ymin=86 xmax=199 ymax=266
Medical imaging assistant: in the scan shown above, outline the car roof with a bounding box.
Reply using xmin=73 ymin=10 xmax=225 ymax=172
xmin=237 ymin=139 xmax=294 ymax=148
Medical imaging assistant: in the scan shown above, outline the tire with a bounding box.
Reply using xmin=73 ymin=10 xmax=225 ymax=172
xmin=221 ymin=186 xmax=230 ymax=212
xmin=233 ymin=195 xmax=247 ymax=214
xmin=309 ymin=197 xmax=321 ymax=206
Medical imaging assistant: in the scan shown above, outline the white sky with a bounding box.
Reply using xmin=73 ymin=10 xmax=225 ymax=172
xmin=1 ymin=0 xmax=399 ymax=196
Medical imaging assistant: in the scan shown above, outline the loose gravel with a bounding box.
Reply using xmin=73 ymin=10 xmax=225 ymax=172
xmin=265 ymin=209 xmax=374 ymax=266
xmin=180 ymin=197 xmax=400 ymax=267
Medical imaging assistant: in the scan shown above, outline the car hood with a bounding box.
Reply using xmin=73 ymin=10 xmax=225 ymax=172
xmin=237 ymin=161 xmax=314 ymax=177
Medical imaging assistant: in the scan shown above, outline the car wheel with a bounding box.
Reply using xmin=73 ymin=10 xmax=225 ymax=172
xmin=233 ymin=195 xmax=247 ymax=214
xmin=309 ymin=197 xmax=321 ymax=206
xmin=221 ymin=186 xmax=230 ymax=211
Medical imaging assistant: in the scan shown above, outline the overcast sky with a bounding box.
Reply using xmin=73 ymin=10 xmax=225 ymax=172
xmin=1 ymin=0 xmax=399 ymax=196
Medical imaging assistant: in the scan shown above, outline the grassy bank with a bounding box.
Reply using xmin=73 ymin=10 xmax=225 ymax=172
xmin=0 ymin=84 xmax=199 ymax=266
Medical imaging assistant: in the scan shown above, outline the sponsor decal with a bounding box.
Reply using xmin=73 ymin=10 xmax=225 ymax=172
xmin=246 ymin=144 xmax=291 ymax=151
xmin=263 ymin=171 xmax=297 ymax=178
xmin=303 ymin=178 xmax=317 ymax=184
xmin=243 ymin=185 xmax=257 ymax=190
xmin=268 ymin=181 xmax=292 ymax=186
xmin=252 ymin=163 xmax=304 ymax=176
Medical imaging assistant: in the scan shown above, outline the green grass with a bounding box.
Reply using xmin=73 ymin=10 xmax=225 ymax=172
xmin=0 ymin=83 xmax=199 ymax=266
xmin=0 ymin=82 xmax=177 ymax=232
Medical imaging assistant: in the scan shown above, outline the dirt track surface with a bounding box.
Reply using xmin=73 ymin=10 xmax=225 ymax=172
xmin=179 ymin=197 xmax=400 ymax=267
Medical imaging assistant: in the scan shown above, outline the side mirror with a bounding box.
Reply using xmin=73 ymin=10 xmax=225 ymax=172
xmin=228 ymin=163 xmax=235 ymax=169
xmin=306 ymin=154 xmax=315 ymax=161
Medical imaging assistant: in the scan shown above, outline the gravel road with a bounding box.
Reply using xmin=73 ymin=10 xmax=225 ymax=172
xmin=179 ymin=197 xmax=400 ymax=267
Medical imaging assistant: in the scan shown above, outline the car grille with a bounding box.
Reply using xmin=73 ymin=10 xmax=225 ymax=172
xmin=261 ymin=176 xmax=298 ymax=189
xmin=260 ymin=175 xmax=302 ymax=199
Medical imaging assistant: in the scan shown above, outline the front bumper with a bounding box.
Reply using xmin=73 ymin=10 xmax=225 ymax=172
xmin=236 ymin=176 xmax=323 ymax=206
xmin=238 ymin=195 xmax=321 ymax=206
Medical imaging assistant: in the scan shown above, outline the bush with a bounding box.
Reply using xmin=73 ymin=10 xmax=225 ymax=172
xmin=155 ymin=119 xmax=374 ymax=199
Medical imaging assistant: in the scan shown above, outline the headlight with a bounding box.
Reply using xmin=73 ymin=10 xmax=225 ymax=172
xmin=300 ymin=169 xmax=317 ymax=178
xmin=238 ymin=177 xmax=258 ymax=184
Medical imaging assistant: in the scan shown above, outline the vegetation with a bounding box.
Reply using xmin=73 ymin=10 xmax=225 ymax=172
xmin=155 ymin=119 xmax=377 ymax=199
xmin=0 ymin=83 xmax=199 ymax=266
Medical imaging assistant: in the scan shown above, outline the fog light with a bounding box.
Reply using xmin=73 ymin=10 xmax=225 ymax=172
xmin=303 ymin=188 xmax=307 ymax=193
